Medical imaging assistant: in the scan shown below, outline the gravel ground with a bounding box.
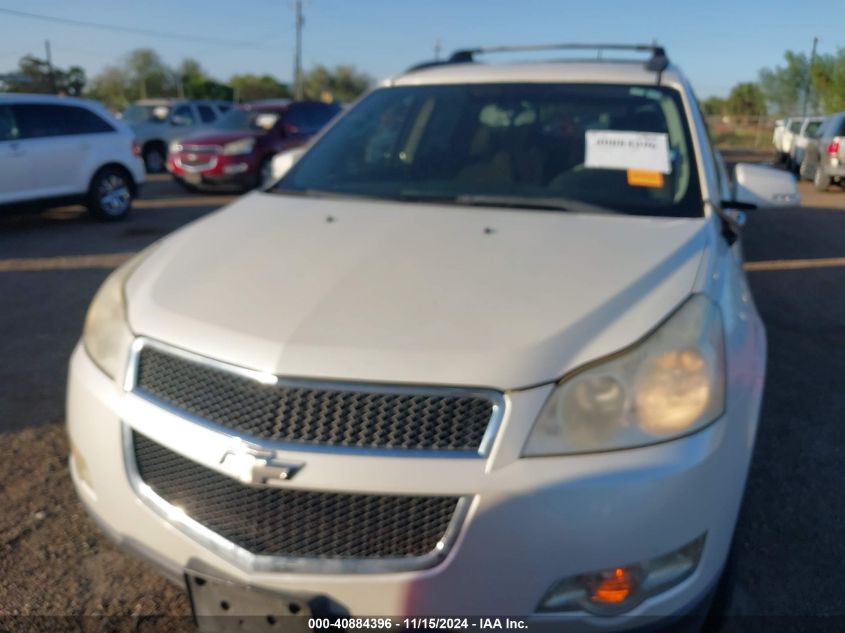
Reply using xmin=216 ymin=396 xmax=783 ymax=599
xmin=0 ymin=423 xmax=191 ymax=631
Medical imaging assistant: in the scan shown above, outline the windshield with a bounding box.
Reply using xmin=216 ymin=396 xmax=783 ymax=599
xmin=274 ymin=83 xmax=703 ymax=217
xmin=214 ymin=108 xmax=280 ymax=132
xmin=123 ymin=104 xmax=170 ymax=124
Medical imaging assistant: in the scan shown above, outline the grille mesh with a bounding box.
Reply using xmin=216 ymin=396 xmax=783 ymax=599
xmin=133 ymin=432 xmax=461 ymax=559
xmin=134 ymin=346 xmax=496 ymax=452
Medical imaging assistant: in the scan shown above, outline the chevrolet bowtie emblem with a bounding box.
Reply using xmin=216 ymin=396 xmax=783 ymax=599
xmin=219 ymin=444 xmax=304 ymax=488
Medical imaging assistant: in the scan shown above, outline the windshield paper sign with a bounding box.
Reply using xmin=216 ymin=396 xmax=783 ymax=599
xmin=585 ymin=131 xmax=671 ymax=174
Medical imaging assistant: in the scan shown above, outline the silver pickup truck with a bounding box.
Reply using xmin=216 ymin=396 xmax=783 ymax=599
xmin=799 ymin=112 xmax=845 ymax=191
xmin=123 ymin=99 xmax=232 ymax=172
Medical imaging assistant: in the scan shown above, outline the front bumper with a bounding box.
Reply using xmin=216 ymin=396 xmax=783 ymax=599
xmin=67 ymin=341 xmax=762 ymax=631
xmin=166 ymin=152 xmax=258 ymax=186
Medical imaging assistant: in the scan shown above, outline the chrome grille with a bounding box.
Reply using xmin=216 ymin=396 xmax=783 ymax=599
xmin=132 ymin=342 xmax=499 ymax=453
xmin=176 ymin=153 xmax=216 ymax=170
xmin=180 ymin=144 xmax=220 ymax=153
xmin=132 ymin=432 xmax=462 ymax=561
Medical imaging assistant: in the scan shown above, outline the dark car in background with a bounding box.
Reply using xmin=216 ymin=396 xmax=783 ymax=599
xmin=166 ymin=100 xmax=341 ymax=191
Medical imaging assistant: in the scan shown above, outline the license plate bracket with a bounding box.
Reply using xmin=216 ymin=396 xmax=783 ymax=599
xmin=186 ymin=569 xmax=313 ymax=633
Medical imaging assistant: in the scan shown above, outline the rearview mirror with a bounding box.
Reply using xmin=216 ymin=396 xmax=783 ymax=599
xmin=730 ymin=163 xmax=800 ymax=208
xmin=270 ymin=147 xmax=307 ymax=182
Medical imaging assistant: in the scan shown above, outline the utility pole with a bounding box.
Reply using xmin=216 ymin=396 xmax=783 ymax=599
xmin=44 ymin=39 xmax=56 ymax=93
xmin=801 ymin=36 xmax=818 ymax=118
xmin=294 ymin=0 xmax=304 ymax=100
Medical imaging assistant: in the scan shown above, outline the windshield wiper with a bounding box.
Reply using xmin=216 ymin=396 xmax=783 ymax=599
xmin=276 ymin=188 xmax=618 ymax=215
xmin=453 ymin=194 xmax=616 ymax=215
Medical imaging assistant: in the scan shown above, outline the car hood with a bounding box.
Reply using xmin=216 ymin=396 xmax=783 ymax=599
xmin=178 ymin=129 xmax=264 ymax=146
xmin=126 ymin=194 xmax=712 ymax=389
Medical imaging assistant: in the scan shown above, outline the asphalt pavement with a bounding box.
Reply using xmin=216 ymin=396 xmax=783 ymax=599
xmin=0 ymin=172 xmax=843 ymax=627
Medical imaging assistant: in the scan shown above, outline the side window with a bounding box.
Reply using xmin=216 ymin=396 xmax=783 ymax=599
xmin=62 ymin=106 xmax=115 ymax=135
xmin=217 ymin=103 xmax=232 ymax=114
xmin=0 ymin=106 xmax=20 ymax=141
xmin=12 ymin=104 xmax=66 ymax=138
xmin=310 ymin=103 xmax=341 ymax=129
xmin=284 ymin=104 xmax=338 ymax=135
xmin=197 ymin=105 xmax=216 ymax=123
xmin=171 ymin=105 xmax=196 ymax=126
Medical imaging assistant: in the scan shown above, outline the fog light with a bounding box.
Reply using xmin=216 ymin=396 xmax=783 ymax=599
xmin=537 ymin=534 xmax=705 ymax=615
xmin=586 ymin=567 xmax=642 ymax=606
xmin=223 ymin=163 xmax=249 ymax=174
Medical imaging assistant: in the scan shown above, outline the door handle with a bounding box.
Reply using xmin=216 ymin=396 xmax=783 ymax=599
xmin=8 ymin=142 xmax=25 ymax=157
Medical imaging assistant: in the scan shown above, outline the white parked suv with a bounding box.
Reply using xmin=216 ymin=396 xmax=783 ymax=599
xmin=0 ymin=94 xmax=144 ymax=221
xmin=69 ymin=44 xmax=796 ymax=629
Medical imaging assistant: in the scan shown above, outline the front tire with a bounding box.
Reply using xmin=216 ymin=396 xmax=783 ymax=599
xmin=87 ymin=167 xmax=133 ymax=222
xmin=814 ymin=167 xmax=831 ymax=192
xmin=256 ymin=155 xmax=274 ymax=190
xmin=143 ymin=143 xmax=166 ymax=173
xmin=798 ymin=159 xmax=812 ymax=181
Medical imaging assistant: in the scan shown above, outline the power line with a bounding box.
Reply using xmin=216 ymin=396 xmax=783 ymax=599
xmin=0 ymin=6 xmax=273 ymax=49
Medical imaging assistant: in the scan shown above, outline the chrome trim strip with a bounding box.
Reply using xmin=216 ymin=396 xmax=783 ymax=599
xmin=124 ymin=336 xmax=506 ymax=459
xmin=181 ymin=144 xmax=221 ymax=153
xmin=122 ymin=423 xmax=473 ymax=574
xmin=175 ymin=155 xmax=218 ymax=172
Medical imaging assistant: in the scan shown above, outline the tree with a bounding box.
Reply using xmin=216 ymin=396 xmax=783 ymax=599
xmin=126 ymin=48 xmax=175 ymax=99
xmin=86 ymin=65 xmax=131 ymax=111
xmin=1 ymin=55 xmax=86 ymax=95
xmin=230 ymin=74 xmax=291 ymax=101
xmin=725 ymin=82 xmax=767 ymax=117
xmin=759 ymin=51 xmax=815 ymax=115
xmin=811 ymin=48 xmax=845 ymax=113
xmin=174 ymin=58 xmax=233 ymax=100
xmin=87 ymin=49 xmax=237 ymax=111
xmin=64 ymin=66 xmax=86 ymax=96
xmin=302 ymin=65 xmax=371 ymax=103
xmin=176 ymin=58 xmax=206 ymax=97
xmin=701 ymin=96 xmax=726 ymax=116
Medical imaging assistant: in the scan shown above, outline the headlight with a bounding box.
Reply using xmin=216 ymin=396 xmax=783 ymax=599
xmin=169 ymin=140 xmax=182 ymax=154
xmin=221 ymin=137 xmax=255 ymax=156
xmin=523 ymin=295 xmax=725 ymax=456
xmin=82 ymin=246 xmax=157 ymax=380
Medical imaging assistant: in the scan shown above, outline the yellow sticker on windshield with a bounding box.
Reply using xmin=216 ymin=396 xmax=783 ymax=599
xmin=627 ymin=169 xmax=664 ymax=188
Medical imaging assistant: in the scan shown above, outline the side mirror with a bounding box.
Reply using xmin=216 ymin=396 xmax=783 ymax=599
xmin=270 ymin=147 xmax=306 ymax=182
xmin=729 ymin=163 xmax=800 ymax=208
xmin=170 ymin=115 xmax=192 ymax=127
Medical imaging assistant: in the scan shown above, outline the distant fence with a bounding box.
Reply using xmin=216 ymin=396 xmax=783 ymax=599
xmin=705 ymin=115 xmax=776 ymax=150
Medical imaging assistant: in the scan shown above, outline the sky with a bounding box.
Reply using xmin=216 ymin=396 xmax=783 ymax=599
xmin=0 ymin=0 xmax=839 ymax=98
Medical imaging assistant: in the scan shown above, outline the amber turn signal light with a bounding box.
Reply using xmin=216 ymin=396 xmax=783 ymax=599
xmin=587 ymin=567 xmax=638 ymax=604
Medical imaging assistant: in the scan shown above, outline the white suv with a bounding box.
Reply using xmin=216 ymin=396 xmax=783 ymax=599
xmin=69 ymin=44 xmax=797 ymax=628
xmin=0 ymin=94 xmax=144 ymax=221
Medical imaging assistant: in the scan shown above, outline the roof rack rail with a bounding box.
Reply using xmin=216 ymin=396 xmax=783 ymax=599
xmin=447 ymin=43 xmax=669 ymax=72
xmin=405 ymin=59 xmax=456 ymax=73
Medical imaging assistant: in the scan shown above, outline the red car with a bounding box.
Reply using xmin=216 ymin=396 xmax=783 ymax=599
xmin=166 ymin=100 xmax=341 ymax=191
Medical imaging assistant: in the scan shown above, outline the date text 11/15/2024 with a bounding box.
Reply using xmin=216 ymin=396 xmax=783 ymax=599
xmin=309 ymin=618 xmax=529 ymax=630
